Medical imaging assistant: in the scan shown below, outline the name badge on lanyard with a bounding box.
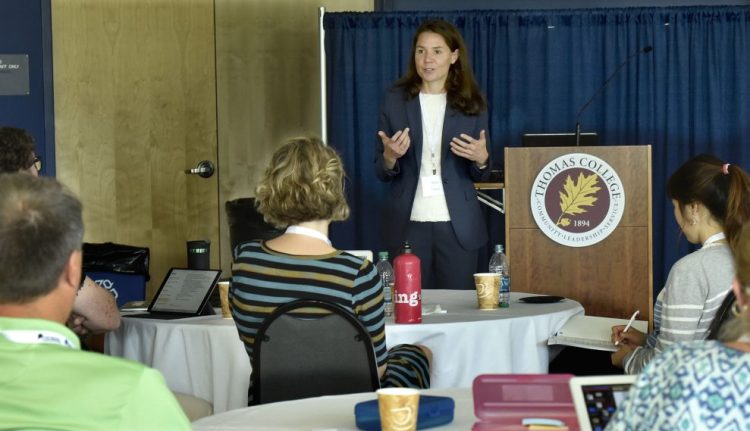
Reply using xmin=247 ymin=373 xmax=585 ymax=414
xmin=1 ymin=329 xmax=76 ymax=349
xmin=420 ymin=174 xmax=445 ymax=197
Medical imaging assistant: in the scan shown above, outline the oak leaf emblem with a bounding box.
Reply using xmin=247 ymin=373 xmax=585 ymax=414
xmin=556 ymin=172 xmax=600 ymax=226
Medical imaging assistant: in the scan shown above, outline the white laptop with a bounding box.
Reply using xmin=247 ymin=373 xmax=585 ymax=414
xmin=126 ymin=268 xmax=222 ymax=319
xmin=569 ymin=375 xmax=637 ymax=431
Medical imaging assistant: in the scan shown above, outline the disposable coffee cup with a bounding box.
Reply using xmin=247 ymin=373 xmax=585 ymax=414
xmin=377 ymin=388 xmax=420 ymax=431
xmin=474 ymin=273 xmax=500 ymax=310
xmin=218 ymin=281 xmax=231 ymax=318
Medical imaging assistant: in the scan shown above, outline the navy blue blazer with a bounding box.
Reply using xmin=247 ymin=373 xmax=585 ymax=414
xmin=375 ymin=86 xmax=491 ymax=251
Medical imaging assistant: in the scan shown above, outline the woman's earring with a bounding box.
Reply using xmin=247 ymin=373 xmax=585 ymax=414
xmin=731 ymin=301 xmax=749 ymax=317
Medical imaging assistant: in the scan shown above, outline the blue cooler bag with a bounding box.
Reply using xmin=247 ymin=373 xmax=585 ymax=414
xmin=354 ymin=395 xmax=454 ymax=430
xmin=83 ymin=242 xmax=150 ymax=308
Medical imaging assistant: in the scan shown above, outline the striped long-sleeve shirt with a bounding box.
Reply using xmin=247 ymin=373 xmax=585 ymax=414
xmin=623 ymin=243 xmax=734 ymax=374
xmin=229 ymin=240 xmax=387 ymax=367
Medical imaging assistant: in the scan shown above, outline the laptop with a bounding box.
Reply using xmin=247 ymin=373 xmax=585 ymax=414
xmin=522 ymin=132 xmax=600 ymax=147
xmin=126 ymin=268 xmax=222 ymax=320
xmin=569 ymin=375 xmax=637 ymax=431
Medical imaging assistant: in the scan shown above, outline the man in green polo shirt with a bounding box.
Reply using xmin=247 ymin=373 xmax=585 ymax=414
xmin=0 ymin=174 xmax=191 ymax=430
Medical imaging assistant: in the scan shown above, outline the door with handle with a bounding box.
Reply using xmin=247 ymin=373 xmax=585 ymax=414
xmin=52 ymin=0 xmax=220 ymax=300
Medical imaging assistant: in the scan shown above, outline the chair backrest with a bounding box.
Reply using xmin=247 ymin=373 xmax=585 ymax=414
xmin=225 ymin=198 xmax=283 ymax=254
xmin=251 ymin=299 xmax=380 ymax=405
xmin=707 ymin=291 xmax=735 ymax=340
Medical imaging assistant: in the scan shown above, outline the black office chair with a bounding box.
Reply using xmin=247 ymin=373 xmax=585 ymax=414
xmin=225 ymin=198 xmax=283 ymax=254
xmin=707 ymin=292 xmax=736 ymax=340
xmin=250 ymin=299 xmax=381 ymax=405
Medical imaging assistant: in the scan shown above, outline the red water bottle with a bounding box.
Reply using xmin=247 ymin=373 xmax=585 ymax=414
xmin=393 ymin=241 xmax=421 ymax=324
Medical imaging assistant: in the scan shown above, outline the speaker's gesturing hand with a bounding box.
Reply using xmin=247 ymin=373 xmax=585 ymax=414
xmin=450 ymin=130 xmax=488 ymax=167
xmin=378 ymin=128 xmax=410 ymax=170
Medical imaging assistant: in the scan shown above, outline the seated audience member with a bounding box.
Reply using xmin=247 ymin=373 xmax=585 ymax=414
xmin=612 ymin=155 xmax=750 ymax=373
xmin=0 ymin=126 xmax=120 ymax=336
xmin=0 ymin=174 xmax=190 ymax=429
xmin=607 ymin=220 xmax=750 ymax=430
xmin=230 ymin=137 xmax=431 ymax=403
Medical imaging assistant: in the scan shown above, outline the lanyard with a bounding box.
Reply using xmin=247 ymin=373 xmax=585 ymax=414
xmin=420 ymin=93 xmax=446 ymax=175
xmin=702 ymin=232 xmax=726 ymax=248
xmin=1 ymin=329 xmax=77 ymax=349
xmin=285 ymin=225 xmax=332 ymax=246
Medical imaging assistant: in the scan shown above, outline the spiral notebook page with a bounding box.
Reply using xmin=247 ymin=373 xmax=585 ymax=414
xmin=548 ymin=315 xmax=648 ymax=352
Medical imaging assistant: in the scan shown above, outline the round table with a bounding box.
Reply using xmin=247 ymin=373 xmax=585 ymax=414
xmin=106 ymin=290 xmax=583 ymax=413
xmin=389 ymin=290 xmax=583 ymax=389
xmin=191 ymin=387 xmax=475 ymax=430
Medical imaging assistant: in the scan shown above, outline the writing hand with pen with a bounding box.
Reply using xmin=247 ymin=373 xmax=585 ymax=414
xmin=610 ymin=310 xmax=645 ymax=368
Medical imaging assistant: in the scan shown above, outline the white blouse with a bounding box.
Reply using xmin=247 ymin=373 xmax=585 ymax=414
xmin=410 ymin=92 xmax=450 ymax=222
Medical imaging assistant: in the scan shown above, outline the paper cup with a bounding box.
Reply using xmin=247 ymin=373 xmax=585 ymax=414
xmin=474 ymin=273 xmax=500 ymax=310
xmin=377 ymin=388 xmax=420 ymax=431
xmin=218 ymin=281 xmax=232 ymax=319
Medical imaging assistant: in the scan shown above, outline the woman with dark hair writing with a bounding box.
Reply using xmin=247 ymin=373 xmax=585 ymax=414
xmin=612 ymin=154 xmax=750 ymax=373
xmin=375 ymin=19 xmax=491 ymax=291
xmin=608 ymin=217 xmax=750 ymax=429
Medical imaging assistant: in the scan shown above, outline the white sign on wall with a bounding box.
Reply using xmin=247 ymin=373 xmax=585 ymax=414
xmin=0 ymin=54 xmax=30 ymax=96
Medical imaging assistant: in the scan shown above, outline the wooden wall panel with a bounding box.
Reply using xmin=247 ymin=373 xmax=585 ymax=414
xmin=52 ymin=0 xmax=218 ymax=298
xmin=215 ymin=0 xmax=373 ymax=273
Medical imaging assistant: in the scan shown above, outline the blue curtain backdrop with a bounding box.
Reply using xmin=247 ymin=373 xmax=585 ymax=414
xmin=324 ymin=6 xmax=750 ymax=296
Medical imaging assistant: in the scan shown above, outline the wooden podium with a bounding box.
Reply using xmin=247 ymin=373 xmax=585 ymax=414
xmin=505 ymin=146 xmax=653 ymax=325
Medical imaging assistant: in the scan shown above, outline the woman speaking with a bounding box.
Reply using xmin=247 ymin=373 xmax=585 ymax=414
xmin=375 ymin=19 xmax=491 ymax=290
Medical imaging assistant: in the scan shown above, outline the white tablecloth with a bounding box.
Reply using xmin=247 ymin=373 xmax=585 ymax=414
xmin=391 ymin=290 xmax=583 ymax=389
xmin=191 ymin=387 xmax=475 ymax=431
xmin=105 ymin=314 xmax=251 ymax=415
xmin=105 ymin=290 xmax=583 ymax=413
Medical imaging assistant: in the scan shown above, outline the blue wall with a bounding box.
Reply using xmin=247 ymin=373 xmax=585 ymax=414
xmin=0 ymin=0 xmax=55 ymax=176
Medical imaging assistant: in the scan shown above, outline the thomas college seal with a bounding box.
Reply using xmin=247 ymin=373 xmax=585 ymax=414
xmin=530 ymin=153 xmax=625 ymax=247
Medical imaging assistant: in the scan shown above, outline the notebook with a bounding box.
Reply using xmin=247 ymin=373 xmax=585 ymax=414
xmin=569 ymin=375 xmax=637 ymax=431
xmin=548 ymin=315 xmax=648 ymax=352
xmin=126 ymin=268 xmax=222 ymax=320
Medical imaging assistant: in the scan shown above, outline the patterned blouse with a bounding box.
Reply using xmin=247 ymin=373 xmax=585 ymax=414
xmin=607 ymin=340 xmax=750 ymax=430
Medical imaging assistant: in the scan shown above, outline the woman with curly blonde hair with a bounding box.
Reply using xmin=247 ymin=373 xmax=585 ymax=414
xmin=254 ymin=136 xmax=350 ymax=230
xmin=231 ymin=137 xmax=431 ymax=405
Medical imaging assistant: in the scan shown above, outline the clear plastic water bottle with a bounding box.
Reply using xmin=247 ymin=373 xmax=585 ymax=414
xmin=376 ymin=251 xmax=394 ymax=317
xmin=489 ymin=244 xmax=510 ymax=308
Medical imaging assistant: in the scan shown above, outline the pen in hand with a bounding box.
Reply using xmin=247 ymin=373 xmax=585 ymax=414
xmin=615 ymin=310 xmax=640 ymax=346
